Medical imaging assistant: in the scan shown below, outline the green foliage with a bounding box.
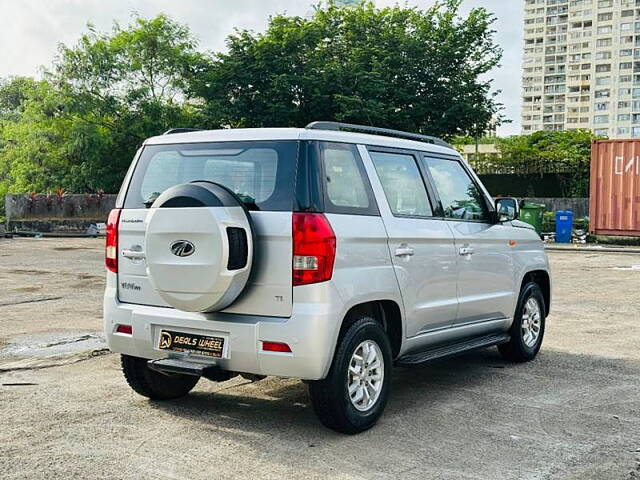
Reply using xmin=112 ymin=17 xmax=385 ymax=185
xmin=192 ymin=0 xmax=504 ymax=137
xmin=0 ymin=76 xmax=39 ymax=121
xmin=0 ymin=14 xmax=206 ymax=197
xmin=0 ymin=3 xmax=504 ymax=199
xmin=491 ymin=130 xmax=599 ymax=197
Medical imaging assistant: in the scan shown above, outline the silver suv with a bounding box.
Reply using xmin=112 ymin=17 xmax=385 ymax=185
xmin=104 ymin=122 xmax=551 ymax=434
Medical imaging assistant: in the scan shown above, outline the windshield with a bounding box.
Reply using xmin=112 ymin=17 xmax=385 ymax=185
xmin=123 ymin=141 xmax=298 ymax=210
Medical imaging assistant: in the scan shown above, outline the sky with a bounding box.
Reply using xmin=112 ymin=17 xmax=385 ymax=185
xmin=0 ymin=0 xmax=523 ymax=136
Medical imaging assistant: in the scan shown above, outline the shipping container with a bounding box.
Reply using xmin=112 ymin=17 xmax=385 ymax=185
xmin=590 ymin=139 xmax=640 ymax=237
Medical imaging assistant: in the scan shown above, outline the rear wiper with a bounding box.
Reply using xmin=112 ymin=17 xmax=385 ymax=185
xmin=144 ymin=192 xmax=161 ymax=208
xmin=237 ymin=193 xmax=259 ymax=211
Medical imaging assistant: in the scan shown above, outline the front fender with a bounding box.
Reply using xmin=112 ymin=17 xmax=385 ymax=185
xmin=509 ymin=227 xmax=551 ymax=315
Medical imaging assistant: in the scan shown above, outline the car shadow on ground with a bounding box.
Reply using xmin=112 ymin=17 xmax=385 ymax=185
xmin=146 ymin=346 xmax=640 ymax=442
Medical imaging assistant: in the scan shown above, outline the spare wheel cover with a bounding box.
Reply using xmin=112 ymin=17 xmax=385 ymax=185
xmin=144 ymin=181 xmax=254 ymax=312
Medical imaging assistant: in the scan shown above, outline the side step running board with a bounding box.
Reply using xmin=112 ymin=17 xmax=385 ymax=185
xmin=148 ymin=358 xmax=231 ymax=381
xmin=396 ymin=333 xmax=510 ymax=367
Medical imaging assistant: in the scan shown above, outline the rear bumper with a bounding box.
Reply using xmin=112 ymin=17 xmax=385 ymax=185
xmin=103 ymin=277 xmax=341 ymax=381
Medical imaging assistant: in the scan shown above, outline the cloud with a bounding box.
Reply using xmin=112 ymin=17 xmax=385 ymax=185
xmin=0 ymin=0 xmax=522 ymax=135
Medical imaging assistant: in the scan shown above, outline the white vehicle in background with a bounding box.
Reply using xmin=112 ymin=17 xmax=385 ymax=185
xmin=104 ymin=122 xmax=551 ymax=434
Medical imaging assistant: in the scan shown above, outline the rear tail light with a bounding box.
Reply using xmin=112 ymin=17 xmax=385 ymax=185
xmin=262 ymin=341 xmax=292 ymax=353
xmin=106 ymin=209 xmax=121 ymax=273
xmin=292 ymin=213 xmax=336 ymax=286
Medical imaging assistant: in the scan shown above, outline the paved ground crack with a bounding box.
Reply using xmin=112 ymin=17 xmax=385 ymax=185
xmin=0 ymin=348 xmax=111 ymax=372
xmin=41 ymin=333 xmax=98 ymax=348
xmin=0 ymin=296 xmax=63 ymax=307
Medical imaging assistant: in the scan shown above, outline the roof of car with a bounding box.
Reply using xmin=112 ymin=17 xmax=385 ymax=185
xmin=144 ymin=127 xmax=459 ymax=157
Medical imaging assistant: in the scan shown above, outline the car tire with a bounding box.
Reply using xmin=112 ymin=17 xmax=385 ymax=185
xmin=308 ymin=317 xmax=393 ymax=434
xmin=498 ymin=282 xmax=546 ymax=363
xmin=121 ymin=354 xmax=200 ymax=400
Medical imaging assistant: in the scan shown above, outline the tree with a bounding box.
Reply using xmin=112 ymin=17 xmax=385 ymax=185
xmin=45 ymin=14 xmax=209 ymax=191
xmin=0 ymin=14 xmax=208 ymax=201
xmin=53 ymin=14 xmax=207 ymax=113
xmin=0 ymin=4 xmax=506 ymax=201
xmin=495 ymin=130 xmax=599 ymax=197
xmin=192 ymin=0 xmax=503 ymax=138
xmin=0 ymin=77 xmax=39 ymax=121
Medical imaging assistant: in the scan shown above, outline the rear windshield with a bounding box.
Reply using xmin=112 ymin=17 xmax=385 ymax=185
xmin=123 ymin=141 xmax=298 ymax=210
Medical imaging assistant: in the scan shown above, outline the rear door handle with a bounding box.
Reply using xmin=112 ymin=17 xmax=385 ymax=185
xmin=395 ymin=245 xmax=414 ymax=257
xmin=122 ymin=249 xmax=145 ymax=260
xmin=459 ymin=246 xmax=474 ymax=256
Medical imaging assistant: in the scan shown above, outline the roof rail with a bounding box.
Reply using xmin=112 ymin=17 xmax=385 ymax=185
xmin=163 ymin=128 xmax=203 ymax=135
xmin=305 ymin=121 xmax=452 ymax=149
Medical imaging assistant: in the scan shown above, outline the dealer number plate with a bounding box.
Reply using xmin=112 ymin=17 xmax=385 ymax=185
xmin=158 ymin=330 xmax=225 ymax=358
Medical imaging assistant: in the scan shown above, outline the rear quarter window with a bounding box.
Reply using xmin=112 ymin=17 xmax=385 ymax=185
xmin=308 ymin=141 xmax=378 ymax=216
xmin=124 ymin=141 xmax=298 ymax=211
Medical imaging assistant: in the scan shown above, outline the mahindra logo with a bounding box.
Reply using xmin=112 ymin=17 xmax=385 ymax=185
xmin=170 ymin=240 xmax=195 ymax=257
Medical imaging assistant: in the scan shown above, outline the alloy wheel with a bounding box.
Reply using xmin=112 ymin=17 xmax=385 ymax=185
xmin=347 ymin=340 xmax=385 ymax=411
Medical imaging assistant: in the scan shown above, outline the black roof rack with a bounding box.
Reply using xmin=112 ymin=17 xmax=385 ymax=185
xmin=163 ymin=128 xmax=203 ymax=135
xmin=305 ymin=121 xmax=452 ymax=149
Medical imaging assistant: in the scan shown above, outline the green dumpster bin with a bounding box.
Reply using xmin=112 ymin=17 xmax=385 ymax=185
xmin=519 ymin=203 xmax=545 ymax=236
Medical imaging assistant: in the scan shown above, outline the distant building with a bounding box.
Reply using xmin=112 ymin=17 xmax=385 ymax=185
xmin=334 ymin=0 xmax=361 ymax=5
xmin=522 ymin=0 xmax=640 ymax=138
xmin=458 ymin=143 xmax=500 ymax=164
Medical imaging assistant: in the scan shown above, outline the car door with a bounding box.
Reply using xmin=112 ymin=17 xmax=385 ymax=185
xmin=421 ymin=155 xmax=516 ymax=326
xmin=361 ymin=146 xmax=458 ymax=337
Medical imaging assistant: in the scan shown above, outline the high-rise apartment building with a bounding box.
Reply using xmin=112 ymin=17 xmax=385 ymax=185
xmin=522 ymin=0 xmax=640 ymax=138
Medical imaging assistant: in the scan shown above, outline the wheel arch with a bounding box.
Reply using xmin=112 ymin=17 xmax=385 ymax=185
xmin=520 ymin=269 xmax=551 ymax=316
xmin=338 ymin=299 xmax=403 ymax=359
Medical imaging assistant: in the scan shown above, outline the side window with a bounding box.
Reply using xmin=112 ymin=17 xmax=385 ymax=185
xmin=321 ymin=143 xmax=377 ymax=215
xmin=369 ymin=151 xmax=433 ymax=217
xmin=423 ymin=157 xmax=489 ymax=222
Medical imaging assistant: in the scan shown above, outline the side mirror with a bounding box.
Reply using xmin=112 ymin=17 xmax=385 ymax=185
xmin=495 ymin=197 xmax=519 ymax=222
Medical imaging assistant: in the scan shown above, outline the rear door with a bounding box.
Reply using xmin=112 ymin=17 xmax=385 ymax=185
xmin=362 ymin=146 xmax=458 ymax=337
xmin=421 ymin=155 xmax=516 ymax=325
xmin=117 ymin=141 xmax=298 ymax=317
